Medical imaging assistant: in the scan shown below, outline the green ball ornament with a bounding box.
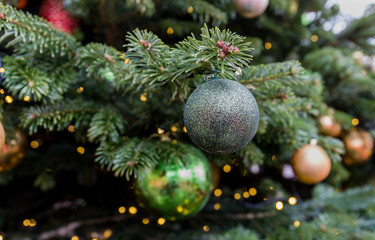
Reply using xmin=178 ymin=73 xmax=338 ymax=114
xmin=135 ymin=146 xmax=213 ymax=220
xmin=184 ymin=79 xmax=259 ymax=154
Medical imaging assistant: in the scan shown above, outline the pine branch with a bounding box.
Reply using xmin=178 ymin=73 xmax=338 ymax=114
xmin=0 ymin=3 xmax=79 ymax=57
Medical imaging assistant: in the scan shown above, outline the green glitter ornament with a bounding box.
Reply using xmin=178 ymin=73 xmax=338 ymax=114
xmin=135 ymin=145 xmax=213 ymax=220
xmin=184 ymin=79 xmax=259 ymax=154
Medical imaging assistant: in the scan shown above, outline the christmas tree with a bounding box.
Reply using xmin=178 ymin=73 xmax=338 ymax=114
xmin=1 ymin=0 xmax=375 ymax=239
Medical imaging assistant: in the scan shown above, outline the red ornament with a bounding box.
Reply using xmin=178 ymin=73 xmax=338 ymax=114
xmin=39 ymin=0 xmax=78 ymax=34
xmin=343 ymin=129 xmax=373 ymax=165
xmin=232 ymin=0 xmax=269 ymax=18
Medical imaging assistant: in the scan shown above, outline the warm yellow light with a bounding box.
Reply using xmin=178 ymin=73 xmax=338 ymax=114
xmin=23 ymin=96 xmax=30 ymax=102
xmin=352 ymin=118 xmax=359 ymax=126
xmin=234 ymin=193 xmax=241 ymax=200
xmin=103 ymin=229 xmax=112 ymax=239
xmin=77 ymin=87 xmax=84 ymax=93
xmin=183 ymin=126 xmax=188 ymax=133
xmin=243 ymin=191 xmax=250 ymax=198
xmin=142 ymin=218 xmax=150 ymax=225
xmin=92 ymin=238 xmax=98 ymax=240
xmin=0 ymin=67 xmax=5 ymax=73
xmin=157 ymin=128 xmax=165 ymax=134
xmin=249 ymin=188 xmax=257 ymax=196
xmin=177 ymin=206 xmax=183 ymax=213
xmin=275 ymin=201 xmax=284 ymax=210
xmin=23 ymin=219 xmax=30 ymax=226
xmin=0 ymin=235 xmax=3 ymax=240
xmin=213 ymin=203 xmax=221 ymax=210
xmin=71 ymin=236 xmax=79 ymax=240
xmin=140 ymin=93 xmax=147 ymax=102
xmin=0 ymin=89 xmax=4 ymax=94
xmin=311 ymin=35 xmax=319 ymax=42
xmin=118 ymin=206 xmax=126 ymax=214
xmin=124 ymin=58 xmax=130 ymax=64
xmin=171 ymin=126 xmax=178 ymax=132
xmin=265 ymin=42 xmax=272 ymax=49
xmin=187 ymin=6 xmax=194 ymax=14
xmin=29 ymin=219 xmax=37 ymax=227
xmin=203 ymin=225 xmax=210 ymax=232
xmin=30 ymin=140 xmax=39 ymax=149
xmin=167 ymin=27 xmax=174 ymax=35
xmin=171 ymin=139 xmax=177 ymax=144
xmin=272 ymin=155 xmax=276 ymax=161
xmin=129 ymin=206 xmax=137 ymax=214
xmin=293 ymin=220 xmax=300 ymax=227
xmin=68 ymin=125 xmax=76 ymax=132
xmin=288 ymin=197 xmax=297 ymax=205
xmin=5 ymin=95 xmax=13 ymax=104
xmin=223 ymin=164 xmax=231 ymax=173
xmin=213 ymin=188 xmax=222 ymax=197
xmin=157 ymin=218 xmax=166 ymax=225
xmin=77 ymin=146 xmax=85 ymax=155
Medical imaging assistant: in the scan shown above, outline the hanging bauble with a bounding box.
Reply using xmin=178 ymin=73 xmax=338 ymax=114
xmin=39 ymin=0 xmax=78 ymax=34
xmin=0 ymin=132 xmax=27 ymax=172
xmin=318 ymin=115 xmax=341 ymax=137
xmin=135 ymin=146 xmax=212 ymax=220
xmin=343 ymin=129 xmax=373 ymax=165
xmin=290 ymin=143 xmax=331 ymax=184
xmin=0 ymin=122 xmax=5 ymax=153
xmin=232 ymin=0 xmax=269 ymax=18
xmin=184 ymin=79 xmax=259 ymax=154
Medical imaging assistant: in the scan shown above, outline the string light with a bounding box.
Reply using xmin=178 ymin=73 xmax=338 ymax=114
xmin=68 ymin=125 xmax=76 ymax=132
xmin=23 ymin=219 xmax=30 ymax=226
xmin=77 ymin=146 xmax=85 ymax=155
xmin=265 ymin=42 xmax=272 ymax=50
xmin=243 ymin=191 xmax=250 ymax=198
xmin=177 ymin=206 xmax=183 ymax=212
xmin=140 ymin=93 xmax=147 ymax=102
xmin=157 ymin=128 xmax=165 ymax=134
xmin=293 ymin=220 xmax=300 ymax=227
xmin=234 ymin=193 xmax=241 ymax=200
xmin=30 ymin=140 xmax=39 ymax=149
xmin=0 ymin=67 xmax=5 ymax=73
xmin=171 ymin=139 xmax=177 ymax=144
xmin=124 ymin=58 xmax=131 ymax=64
xmin=183 ymin=126 xmax=188 ymax=133
xmin=275 ymin=201 xmax=284 ymax=210
xmin=311 ymin=35 xmax=319 ymax=42
xmin=352 ymin=118 xmax=359 ymax=126
xmin=118 ymin=206 xmax=126 ymax=214
xmin=272 ymin=155 xmax=276 ymax=161
xmin=5 ymin=95 xmax=13 ymax=104
xmin=23 ymin=96 xmax=30 ymax=102
xmin=142 ymin=218 xmax=150 ymax=225
xmin=171 ymin=126 xmax=178 ymax=132
xmin=213 ymin=203 xmax=221 ymax=210
xmin=167 ymin=27 xmax=174 ymax=35
xmin=213 ymin=188 xmax=222 ymax=197
xmin=129 ymin=206 xmax=137 ymax=214
xmin=103 ymin=229 xmax=112 ymax=239
xmin=29 ymin=219 xmax=37 ymax=227
xmin=71 ymin=236 xmax=79 ymax=240
xmin=157 ymin=218 xmax=166 ymax=225
xmin=77 ymin=87 xmax=84 ymax=93
xmin=187 ymin=6 xmax=194 ymax=14
xmin=223 ymin=164 xmax=231 ymax=173
xmin=203 ymin=225 xmax=210 ymax=232
xmin=0 ymin=89 xmax=4 ymax=94
xmin=288 ymin=197 xmax=297 ymax=205
xmin=249 ymin=188 xmax=257 ymax=196
xmin=0 ymin=234 xmax=3 ymax=240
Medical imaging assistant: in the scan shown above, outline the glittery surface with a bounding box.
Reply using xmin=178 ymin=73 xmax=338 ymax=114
xmin=184 ymin=79 xmax=259 ymax=154
xmin=135 ymin=146 xmax=213 ymax=220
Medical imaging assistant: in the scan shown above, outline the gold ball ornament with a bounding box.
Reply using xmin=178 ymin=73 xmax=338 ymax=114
xmin=0 ymin=122 xmax=5 ymax=152
xmin=0 ymin=132 xmax=26 ymax=172
xmin=291 ymin=143 xmax=331 ymax=184
xmin=343 ymin=129 xmax=373 ymax=165
xmin=318 ymin=115 xmax=342 ymax=137
xmin=232 ymin=0 xmax=269 ymax=18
